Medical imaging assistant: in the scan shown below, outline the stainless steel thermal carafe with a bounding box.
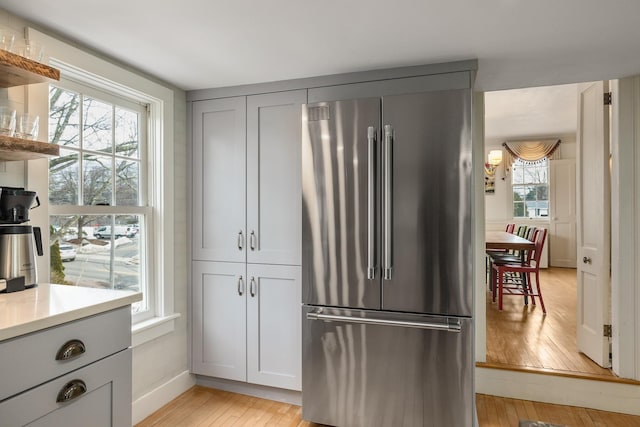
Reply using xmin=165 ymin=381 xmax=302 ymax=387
xmin=0 ymin=225 xmax=43 ymax=291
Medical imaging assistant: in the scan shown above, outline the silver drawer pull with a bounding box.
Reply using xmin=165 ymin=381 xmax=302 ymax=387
xmin=56 ymin=379 xmax=87 ymax=403
xmin=55 ymin=339 xmax=86 ymax=361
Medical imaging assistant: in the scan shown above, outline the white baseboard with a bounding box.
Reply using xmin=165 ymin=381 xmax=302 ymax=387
xmin=476 ymin=367 xmax=640 ymax=416
xmin=196 ymin=376 xmax=302 ymax=406
xmin=132 ymin=370 xmax=196 ymax=425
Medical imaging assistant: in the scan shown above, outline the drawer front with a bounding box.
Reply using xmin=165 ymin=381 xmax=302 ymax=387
xmin=0 ymin=306 xmax=130 ymax=401
xmin=0 ymin=348 xmax=132 ymax=427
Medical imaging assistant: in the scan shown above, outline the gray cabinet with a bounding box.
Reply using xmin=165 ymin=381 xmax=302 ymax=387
xmin=192 ymin=261 xmax=302 ymax=390
xmin=192 ymin=96 xmax=246 ymax=263
xmin=191 ymin=90 xmax=306 ymax=391
xmin=191 ymin=90 xmax=306 ymax=265
xmin=247 ymin=91 xmax=304 ymax=265
xmin=0 ymin=307 xmax=132 ymax=426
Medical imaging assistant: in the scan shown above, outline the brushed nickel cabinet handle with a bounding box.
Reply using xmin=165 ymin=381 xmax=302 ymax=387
xmin=56 ymin=379 xmax=87 ymax=403
xmin=250 ymin=230 xmax=256 ymax=251
xmin=250 ymin=277 xmax=257 ymax=297
xmin=238 ymin=275 xmax=244 ymax=296
xmin=55 ymin=339 xmax=86 ymax=361
xmin=237 ymin=230 xmax=244 ymax=250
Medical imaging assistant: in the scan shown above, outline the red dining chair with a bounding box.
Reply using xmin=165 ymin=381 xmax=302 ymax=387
xmin=486 ymin=223 xmax=517 ymax=285
xmin=491 ymin=228 xmax=547 ymax=314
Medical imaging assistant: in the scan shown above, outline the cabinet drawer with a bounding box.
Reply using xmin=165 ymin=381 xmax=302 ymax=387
xmin=0 ymin=306 xmax=130 ymax=401
xmin=0 ymin=348 xmax=132 ymax=427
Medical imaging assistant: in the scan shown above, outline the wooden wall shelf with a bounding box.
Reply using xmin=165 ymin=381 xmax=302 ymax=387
xmin=0 ymin=135 xmax=59 ymax=160
xmin=0 ymin=49 xmax=60 ymax=88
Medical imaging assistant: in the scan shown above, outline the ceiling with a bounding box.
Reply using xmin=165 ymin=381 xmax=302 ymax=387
xmin=484 ymin=83 xmax=578 ymax=141
xmin=2 ymin=1 xmax=640 ymax=92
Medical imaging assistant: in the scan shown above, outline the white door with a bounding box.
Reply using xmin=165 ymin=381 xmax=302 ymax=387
xmin=246 ymin=90 xmax=306 ymax=265
xmin=192 ymin=97 xmax=246 ymax=263
xmin=576 ymin=81 xmax=611 ymax=367
xmin=549 ymin=159 xmax=577 ymax=267
xmin=246 ymin=263 xmax=302 ymax=390
xmin=192 ymin=261 xmax=247 ymax=381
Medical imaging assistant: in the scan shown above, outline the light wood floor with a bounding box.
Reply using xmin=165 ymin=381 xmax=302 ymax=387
xmin=136 ymin=386 xmax=640 ymax=427
xmin=484 ymin=267 xmax=616 ymax=379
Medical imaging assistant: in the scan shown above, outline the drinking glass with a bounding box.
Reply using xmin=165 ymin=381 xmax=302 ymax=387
xmin=0 ymin=28 xmax=15 ymax=52
xmin=0 ymin=107 xmax=16 ymax=136
xmin=14 ymin=113 xmax=39 ymax=140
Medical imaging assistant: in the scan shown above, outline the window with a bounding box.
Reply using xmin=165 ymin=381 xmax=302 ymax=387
xmin=511 ymin=158 xmax=549 ymax=218
xmin=48 ymin=79 xmax=152 ymax=319
xmin=29 ymin=26 xmax=176 ymax=343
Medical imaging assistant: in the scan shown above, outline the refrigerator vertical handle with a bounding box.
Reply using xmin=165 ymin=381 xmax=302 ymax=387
xmin=383 ymin=125 xmax=393 ymax=280
xmin=367 ymin=126 xmax=376 ymax=280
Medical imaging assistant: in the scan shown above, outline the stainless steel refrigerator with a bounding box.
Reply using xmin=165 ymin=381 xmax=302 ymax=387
xmin=301 ymin=89 xmax=474 ymax=426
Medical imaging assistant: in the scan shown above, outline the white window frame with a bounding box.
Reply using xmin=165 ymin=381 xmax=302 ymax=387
xmin=49 ymin=78 xmax=153 ymax=321
xmin=26 ymin=27 xmax=177 ymax=346
xmin=511 ymin=158 xmax=550 ymax=219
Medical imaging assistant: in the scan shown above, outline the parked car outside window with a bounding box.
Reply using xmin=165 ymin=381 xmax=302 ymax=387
xmin=59 ymin=243 xmax=77 ymax=262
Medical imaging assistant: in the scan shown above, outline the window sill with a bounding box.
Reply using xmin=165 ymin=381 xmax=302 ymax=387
xmin=131 ymin=313 xmax=181 ymax=348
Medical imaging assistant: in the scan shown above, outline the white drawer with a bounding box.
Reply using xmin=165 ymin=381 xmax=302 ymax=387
xmin=0 ymin=306 xmax=130 ymax=402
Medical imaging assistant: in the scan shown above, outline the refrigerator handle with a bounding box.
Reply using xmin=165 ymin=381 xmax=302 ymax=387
xmin=367 ymin=126 xmax=376 ymax=280
xmin=306 ymin=311 xmax=461 ymax=333
xmin=383 ymin=124 xmax=393 ymax=280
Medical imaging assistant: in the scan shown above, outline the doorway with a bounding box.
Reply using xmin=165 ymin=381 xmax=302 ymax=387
xmin=481 ymin=82 xmax=615 ymax=379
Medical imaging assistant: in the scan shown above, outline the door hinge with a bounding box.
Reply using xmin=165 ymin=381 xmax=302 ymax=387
xmin=604 ymin=92 xmax=612 ymax=105
xmin=603 ymin=324 xmax=612 ymax=338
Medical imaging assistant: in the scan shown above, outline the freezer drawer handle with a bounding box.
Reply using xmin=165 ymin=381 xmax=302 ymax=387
xmin=367 ymin=126 xmax=376 ymax=280
xmin=306 ymin=312 xmax=461 ymax=333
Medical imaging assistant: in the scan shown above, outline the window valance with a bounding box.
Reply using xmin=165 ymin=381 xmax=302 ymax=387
xmin=502 ymin=139 xmax=561 ymax=174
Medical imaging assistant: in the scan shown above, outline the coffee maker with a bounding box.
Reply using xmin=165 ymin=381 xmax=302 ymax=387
xmin=0 ymin=186 xmax=43 ymax=293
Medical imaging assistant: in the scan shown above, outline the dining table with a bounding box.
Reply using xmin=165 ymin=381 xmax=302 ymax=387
xmin=485 ymin=230 xmax=535 ymax=302
xmin=485 ymin=231 xmax=535 ymax=252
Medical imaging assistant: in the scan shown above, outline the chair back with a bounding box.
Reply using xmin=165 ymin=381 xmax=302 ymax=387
xmin=516 ymin=225 xmax=527 ymax=237
xmin=505 ymin=223 xmax=516 ymax=233
xmin=531 ymin=228 xmax=547 ymax=266
xmin=525 ymin=227 xmax=536 ymax=241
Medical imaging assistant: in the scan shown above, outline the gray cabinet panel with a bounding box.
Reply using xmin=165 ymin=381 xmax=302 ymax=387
xmin=192 ymin=97 xmax=247 ymax=262
xmin=192 ymin=261 xmax=247 ymax=381
xmin=308 ymin=72 xmax=471 ymax=103
xmin=247 ymin=90 xmax=306 ymax=265
xmin=246 ymin=264 xmax=301 ymax=390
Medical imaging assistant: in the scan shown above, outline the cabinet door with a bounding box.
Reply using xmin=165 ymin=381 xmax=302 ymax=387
xmin=192 ymin=261 xmax=247 ymax=381
xmin=193 ymin=97 xmax=246 ymax=262
xmin=247 ymin=90 xmax=306 ymax=265
xmin=246 ymin=264 xmax=301 ymax=390
xmin=0 ymin=349 xmax=131 ymax=427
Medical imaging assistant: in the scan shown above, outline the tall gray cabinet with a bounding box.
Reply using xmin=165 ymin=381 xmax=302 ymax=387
xmin=191 ymin=90 xmax=306 ymax=391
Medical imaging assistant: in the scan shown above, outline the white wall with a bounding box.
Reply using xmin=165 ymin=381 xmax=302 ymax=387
xmin=0 ymin=8 xmax=192 ymax=422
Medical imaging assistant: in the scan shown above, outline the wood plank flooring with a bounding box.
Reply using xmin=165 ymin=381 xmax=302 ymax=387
xmin=136 ymin=386 xmax=640 ymax=426
xmin=485 ymin=267 xmax=616 ymax=378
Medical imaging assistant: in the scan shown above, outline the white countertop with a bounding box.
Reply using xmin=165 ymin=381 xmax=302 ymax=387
xmin=0 ymin=284 xmax=142 ymax=341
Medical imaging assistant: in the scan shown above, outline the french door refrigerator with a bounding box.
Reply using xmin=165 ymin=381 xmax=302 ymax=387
xmin=302 ymin=89 xmax=474 ymax=426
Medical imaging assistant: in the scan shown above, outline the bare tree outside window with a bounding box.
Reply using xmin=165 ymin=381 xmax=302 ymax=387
xmin=48 ymin=83 xmax=148 ymax=314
